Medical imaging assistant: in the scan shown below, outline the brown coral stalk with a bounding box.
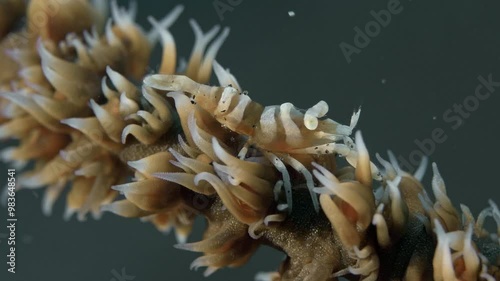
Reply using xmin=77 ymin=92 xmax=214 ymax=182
xmin=0 ymin=1 xmax=499 ymax=281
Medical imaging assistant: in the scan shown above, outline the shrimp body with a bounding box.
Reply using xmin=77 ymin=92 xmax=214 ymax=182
xmin=144 ymin=74 xmax=356 ymax=156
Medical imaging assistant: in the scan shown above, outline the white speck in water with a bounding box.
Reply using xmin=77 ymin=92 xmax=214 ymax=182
xmin=433 ymin=116 xmax=436 ymax=120
xmin=288 ymin=11 xmax=295 ymax=17
xmin=381 ymin=78 xmax=387 ymax=84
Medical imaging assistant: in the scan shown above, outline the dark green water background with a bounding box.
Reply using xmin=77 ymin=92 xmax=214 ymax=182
xmin=1 ymin=0 xmax=499 ymax=280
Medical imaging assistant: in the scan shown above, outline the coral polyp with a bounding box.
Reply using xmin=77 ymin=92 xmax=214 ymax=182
xmin=0 ymin=1 xmax=499 ymax=280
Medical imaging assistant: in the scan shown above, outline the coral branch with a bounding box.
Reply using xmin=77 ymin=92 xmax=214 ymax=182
xmin=0 ymin=1 xmax=498 ymax=280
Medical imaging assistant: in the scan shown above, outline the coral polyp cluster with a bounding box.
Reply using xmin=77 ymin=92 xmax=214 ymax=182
xmin=0 ymin=1 xmax=499 ymax=280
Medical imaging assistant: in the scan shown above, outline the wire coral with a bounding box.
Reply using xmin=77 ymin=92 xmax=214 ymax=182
xmin=0 ymin=1 xmax=499 ymax=280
